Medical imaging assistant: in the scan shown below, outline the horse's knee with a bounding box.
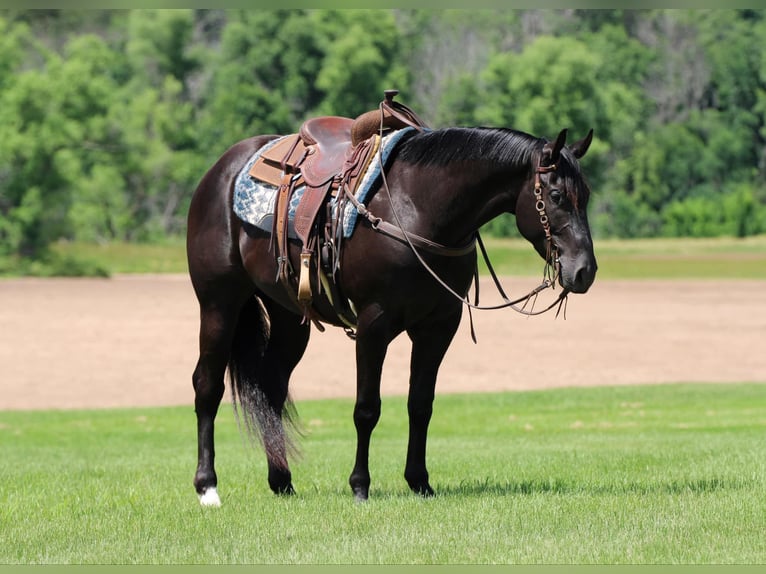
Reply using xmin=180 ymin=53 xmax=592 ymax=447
xmin=353 ymin=400 xmax=381 ymax=432
xmin=407 ymin=403 xmax=433 ymax=426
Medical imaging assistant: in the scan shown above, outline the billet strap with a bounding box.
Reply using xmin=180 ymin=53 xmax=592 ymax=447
xmin=274 ymin=173 xmax=293 ymax=282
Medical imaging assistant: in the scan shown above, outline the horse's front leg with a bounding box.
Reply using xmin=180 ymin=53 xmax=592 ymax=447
xmin=404 ymin=305 xmax=463 ymax=496
xmin=349 ymin=306 xmax=394 ymax=501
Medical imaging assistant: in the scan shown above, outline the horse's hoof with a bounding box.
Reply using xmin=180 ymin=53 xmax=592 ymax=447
xmin=274 ymin=483 xmax=296 ymax=496
xmin=198 ymin=486 xmax=221 ymax=507
xmin=352 ymin=487 xmax=369 ymax=502
xmin=412 ymin=483 xmax=435 ymax=497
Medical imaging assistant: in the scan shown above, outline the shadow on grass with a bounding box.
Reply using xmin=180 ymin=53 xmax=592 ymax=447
xmin=218 ymin=475 xmax=756 ymax=502
xmin=434 ymin=475 xmax=754 ymax=498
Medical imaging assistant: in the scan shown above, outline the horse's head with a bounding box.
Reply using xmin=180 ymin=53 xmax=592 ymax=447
xmin=515 ymin=129 xmax=597 ymax=294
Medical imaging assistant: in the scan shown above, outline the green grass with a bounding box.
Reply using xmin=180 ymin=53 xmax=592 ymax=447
xmin=2 ymin=383 xmax=765 ymax=564
xmin=0 ymin=240 xmax=188 ymax=277
xmin=39 ymin=234 xmax=766 ymax=279
xmin=478 ymin=234 xmax=766 ymax=279
xmin=51 ymin=239 xmax=190 ymax=274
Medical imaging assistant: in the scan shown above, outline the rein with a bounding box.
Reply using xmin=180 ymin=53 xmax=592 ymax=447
xmin=343 ymin=102 xmax=570 ymax=327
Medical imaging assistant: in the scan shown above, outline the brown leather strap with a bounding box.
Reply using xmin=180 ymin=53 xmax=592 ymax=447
xmin=250 ymin=134 xmax=305 ymax=187
xmin=275 ymin=173 xmax=295 ymax=283
xmin=372 ymin=220 xmax=477 ymax=257
xmin=381 ymin=89 xmax=429 ymax=132
xmin=280 ymin=133 xmax=301 ymax=173
xmin=342 ymin=185 xmax=476 ymax=257
xmin=297 ymin=250 xmax=312 ymax=302
xmin=294 ymin=180 xmax=334 ymax=246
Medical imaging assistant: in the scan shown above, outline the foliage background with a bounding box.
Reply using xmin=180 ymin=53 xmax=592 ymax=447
xmin=1 ymin=9 xmax=766 ymax=266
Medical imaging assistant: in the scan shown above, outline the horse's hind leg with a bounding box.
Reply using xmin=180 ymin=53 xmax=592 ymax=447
xmin=404 ymin=305 xmax=463 ymax=496
xmin=255 ymin=299 xmax=310 ymax=494
xmin=192 ymin=295 xmax=251 ymax=506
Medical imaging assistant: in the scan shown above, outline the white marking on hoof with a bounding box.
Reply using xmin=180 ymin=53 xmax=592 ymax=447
xmin=199 ymin=487 xmax=221 ymax=507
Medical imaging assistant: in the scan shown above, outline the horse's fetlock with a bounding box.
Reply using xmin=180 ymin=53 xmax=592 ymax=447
xmin=194 ymin=469 xmax=217 ymax=494
xmin=405 ymin=472 xmax=434 ymax=497
xmin=349 ymin=469 xmax=371 ymax=497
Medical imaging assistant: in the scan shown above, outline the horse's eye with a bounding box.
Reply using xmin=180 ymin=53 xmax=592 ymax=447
xmin=550 ymin=189 xmax=564 ymax=205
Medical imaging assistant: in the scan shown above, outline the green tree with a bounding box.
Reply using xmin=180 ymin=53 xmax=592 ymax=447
xmin=592 ymin=10 xmax=766 ymax=238
xmin=396 ymin=10 xmax=521 ymax=126
xmin=0 ymin=17 xmax=31 ymax=256
xmin=477 ymin=36 xmax=603 ymax=137
xmin=661 ymin=185 xmax=766 ymax=238
xmin=125 ymin=9 xmax=200 ymax=90
xmin=312 ymin=10 xmax=408 ymax=118
xmin=101 ymin=75 xmax=199 ymax=241
xmin=471 ymin=32 xmax=651 ymax=201
xmin=195 ymin=10 xmax=308 ymax=153
xmin=4 ymin=8 xmax=766 ymax=265
xmin=107 ymin=10 xmax=204 ymax=239
xmin=0 ymin=31 xmax=123 ymax=256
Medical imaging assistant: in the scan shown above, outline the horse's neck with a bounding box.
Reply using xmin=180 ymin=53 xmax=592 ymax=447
xmin=399 ymin=157 xmax=530 ymax=245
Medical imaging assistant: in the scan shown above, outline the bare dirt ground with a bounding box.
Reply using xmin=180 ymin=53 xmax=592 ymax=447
xmin=1 ymin=274 xmax=764 ymax=411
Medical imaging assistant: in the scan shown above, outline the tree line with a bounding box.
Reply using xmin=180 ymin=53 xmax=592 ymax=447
xmin=1 ymin=9 xmax=765 ymax=266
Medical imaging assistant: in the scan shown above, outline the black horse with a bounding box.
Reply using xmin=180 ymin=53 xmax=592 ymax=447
xmin=186 ymin=117 xmax=597 ymax=506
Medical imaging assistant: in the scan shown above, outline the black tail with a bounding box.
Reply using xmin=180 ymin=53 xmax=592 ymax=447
xmin=228 ymin=296 xmax=299 ymax=469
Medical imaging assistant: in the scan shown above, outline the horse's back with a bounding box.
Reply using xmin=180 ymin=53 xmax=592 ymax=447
xmin=190 ymin=135 xmax=279 ymax=219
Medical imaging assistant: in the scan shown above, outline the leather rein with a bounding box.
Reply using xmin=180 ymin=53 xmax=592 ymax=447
xmin=342 ymin=103 xmax=570 ymax=324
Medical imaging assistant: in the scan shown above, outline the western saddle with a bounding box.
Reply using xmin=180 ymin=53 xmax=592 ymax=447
xmin=247 ymin=90 xmax=428 ymax=329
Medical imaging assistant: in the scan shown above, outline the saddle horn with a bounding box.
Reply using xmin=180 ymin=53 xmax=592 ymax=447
xmin=351 ymin=90 xmax=429 ymax=147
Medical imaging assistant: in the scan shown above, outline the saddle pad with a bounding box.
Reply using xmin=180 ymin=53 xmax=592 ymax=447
xmin=233 ymin=127 xmax=414 ymax=239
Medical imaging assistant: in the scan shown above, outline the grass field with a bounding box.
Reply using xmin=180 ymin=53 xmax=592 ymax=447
xmin=2 ymin=383 xmax=765 ymax=564
xmin=43 ymin=234 xmax=766 ymax=279
xmin=5 ymin=237 xmax=765 ymax=564
xmin=476 ymin=234 xmax=766 ymax=279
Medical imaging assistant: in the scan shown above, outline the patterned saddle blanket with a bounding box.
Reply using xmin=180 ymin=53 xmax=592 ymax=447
xmin=233 ymin=127 xmax=413 ymax=239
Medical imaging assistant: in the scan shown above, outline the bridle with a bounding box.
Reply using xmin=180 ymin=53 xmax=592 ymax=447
xmin=340 ymin=107 xmax=570 ymax=340
xmin=534 ymin=163 xmax=563 ymax=289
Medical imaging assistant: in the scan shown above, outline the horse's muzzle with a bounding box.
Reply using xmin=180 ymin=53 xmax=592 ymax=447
xmin=560 ymin=255 xmax=597 ymax=294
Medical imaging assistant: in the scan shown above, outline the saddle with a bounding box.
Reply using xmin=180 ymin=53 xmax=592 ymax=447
xmin=246 ymin=90 xmax=428 ymax=326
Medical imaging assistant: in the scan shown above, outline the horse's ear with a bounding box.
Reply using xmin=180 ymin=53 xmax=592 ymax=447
xmin=570 ymin=129 xmax=594 ymax=159
xmin=541 ymin=128 xmax=568 ymax=167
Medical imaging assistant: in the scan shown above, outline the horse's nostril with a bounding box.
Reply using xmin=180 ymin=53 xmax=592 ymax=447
xmin=573 ymin=268 xmax=584 ymax=290
xmin=573 ymin=261 xmax=596 ymax=292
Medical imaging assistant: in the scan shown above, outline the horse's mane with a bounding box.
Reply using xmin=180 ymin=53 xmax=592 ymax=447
xmin=395 ymin=126 xmax=588 ymax=206
xmin=395 ymin=127 xmax=542 ymax=169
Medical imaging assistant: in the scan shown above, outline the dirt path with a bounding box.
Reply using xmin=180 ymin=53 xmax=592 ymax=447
xmin=1 ymin=275 xmax=764 ymax=411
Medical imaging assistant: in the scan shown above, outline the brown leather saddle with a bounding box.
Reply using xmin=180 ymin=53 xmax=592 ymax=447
xmin=248 ymin=116 xmax=377 ymax=248
xmin=246 ymin=90 xmax=428 ymax=325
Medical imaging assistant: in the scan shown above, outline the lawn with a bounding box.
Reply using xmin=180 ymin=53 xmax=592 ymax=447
xmin=44 ymin=234 xmax=766 ymax=279
xmin=4 ymin=236 xmax=765 ymax=564
xmin=1 ymin=383 xmax=764 ymax=564
xmin=477 ymin=234 xmax=766 ymax=279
